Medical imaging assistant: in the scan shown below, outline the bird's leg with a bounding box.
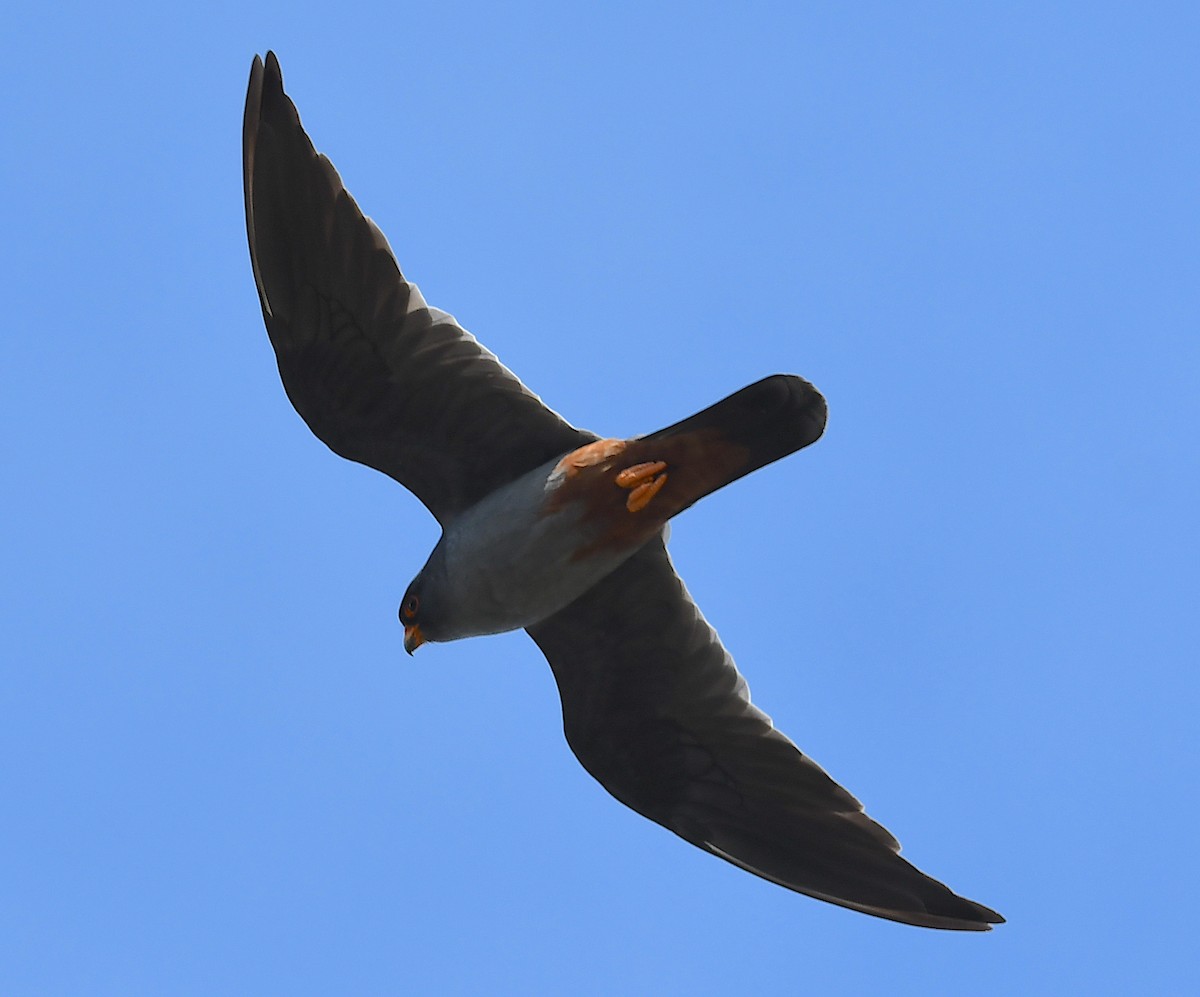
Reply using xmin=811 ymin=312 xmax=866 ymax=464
xmin=615 ymin=461 xmax=669 ymax=512
xmin=554 ymin=438 xmax=627 ymax=477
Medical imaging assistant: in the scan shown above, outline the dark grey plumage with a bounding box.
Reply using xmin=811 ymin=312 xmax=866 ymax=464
xmin=244 ymin=52 xmax=591 ymax=523
xmin=244 ymin=51 xmax=1003 ymax=931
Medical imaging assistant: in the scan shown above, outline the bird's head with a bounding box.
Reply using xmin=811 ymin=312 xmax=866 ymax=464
xmin=399 ymin=575 xmax=429 ymax=655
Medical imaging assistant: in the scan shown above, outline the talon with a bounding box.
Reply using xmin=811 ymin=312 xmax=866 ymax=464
xmin=626 ymin=472 xmax=668 ymax=512
xmin=616 ymin=461 xmax=668 ymax=489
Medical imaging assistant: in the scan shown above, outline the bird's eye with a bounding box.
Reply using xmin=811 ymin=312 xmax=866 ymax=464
xmin=401 ymin=595 xmax=419 ymax=620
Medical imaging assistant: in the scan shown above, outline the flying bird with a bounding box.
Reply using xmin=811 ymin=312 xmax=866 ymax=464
xmin=243 ymin=51 xmax=1002 ymax=931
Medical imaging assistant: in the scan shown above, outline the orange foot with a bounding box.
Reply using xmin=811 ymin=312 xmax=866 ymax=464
xmin=615 ymin=460 xmax=669 ymax=512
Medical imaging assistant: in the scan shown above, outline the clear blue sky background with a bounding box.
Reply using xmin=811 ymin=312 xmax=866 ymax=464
xmin=3 ymin=2 xmax=1197 ymax=994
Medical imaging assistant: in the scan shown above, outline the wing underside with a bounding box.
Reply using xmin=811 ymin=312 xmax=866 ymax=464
xmin=244 ymin=52 xmax=592 ymax=523
xmin=527 ymin=537 xmax=1003 ymax=930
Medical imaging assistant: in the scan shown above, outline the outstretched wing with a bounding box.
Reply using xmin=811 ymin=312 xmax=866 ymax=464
xmin=244 ymin=52 xmax=592 ymax=524
xmin=527 ymin=536 xmax=1004 ymax=930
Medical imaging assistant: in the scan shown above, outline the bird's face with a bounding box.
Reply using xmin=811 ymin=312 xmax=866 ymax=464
xmin=399 ymin=578 xmax=427 ymax=654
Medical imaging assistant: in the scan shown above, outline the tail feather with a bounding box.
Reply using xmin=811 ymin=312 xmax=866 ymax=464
xmin=623 ymin=375 xmax=827 ymax=519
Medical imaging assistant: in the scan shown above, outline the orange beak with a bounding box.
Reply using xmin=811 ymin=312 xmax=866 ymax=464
xmin=403 ymin=623 xmax=426 ymax=655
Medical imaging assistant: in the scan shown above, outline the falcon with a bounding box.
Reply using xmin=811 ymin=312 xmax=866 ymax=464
xmin=243 ymin=51 xmax=1003 ymax=931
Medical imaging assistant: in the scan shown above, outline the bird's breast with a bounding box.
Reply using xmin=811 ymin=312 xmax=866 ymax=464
xmin=428 ymin=448 xmax=663 ymax=640
xmin=428 ymin=429 xmax=744 ymax=641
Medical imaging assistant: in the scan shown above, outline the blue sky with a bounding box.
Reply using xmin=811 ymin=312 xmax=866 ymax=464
xmin=3 ymin=2 xmax=1197 ymax=993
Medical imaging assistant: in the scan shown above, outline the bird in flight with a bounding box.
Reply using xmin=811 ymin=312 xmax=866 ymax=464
xmin=243 ymin=51 xmax=1002 ymax=931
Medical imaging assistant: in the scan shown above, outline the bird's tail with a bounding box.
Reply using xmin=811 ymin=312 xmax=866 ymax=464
xmin=622 ymin=374 xmax=827 ymax=520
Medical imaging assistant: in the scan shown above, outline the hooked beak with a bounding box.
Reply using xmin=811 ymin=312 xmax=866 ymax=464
xmin=403 ymin=623 xmax=426 ymax=655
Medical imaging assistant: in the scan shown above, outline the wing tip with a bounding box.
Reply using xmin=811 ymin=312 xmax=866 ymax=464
xmin=702 ymin=837 xmax=1004 ymax=932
